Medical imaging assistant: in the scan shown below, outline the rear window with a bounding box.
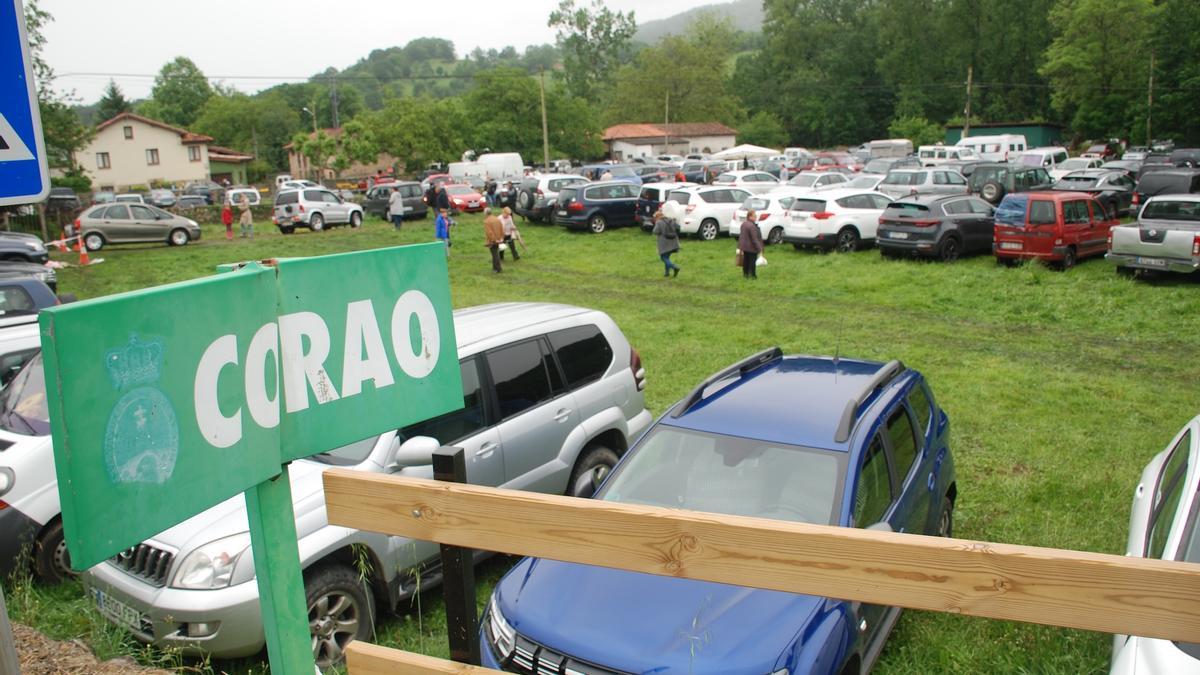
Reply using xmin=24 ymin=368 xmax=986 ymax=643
xmin=1139 ymin=173 xmax=1200 ymax=197
xmin=882 ymin=172 xmax=925 ymax=186
xmin=548 ymin=178 xmax=583 ymax=191
xmin=883 ymin=202 xmax=930 ymax=216
xmin=1141 ymin=200 xmax=1200 ymax=221
xmin=788 ymin=174 xmax=818 ymax=187
xmin=548 ymin=325 xmax=613 ymax=388
xmin=791 ymin=199 xmax=827 ymax=213
xmin=557 ymin=188 xmax=578 ymax=203
xmin=995 ymin=195 xmax=1030 ymax=226
xmin=275 ymin=191 xmax=299 ymax=205
xmin=743 ymin=197 xmax=770 ymax=211
xmin=1057 ymin=175 xmax=1099 ymax=188
xmin=715 ymin=173 xmax=735 ymax=183
xmin=667 ymin=190 xmax=693 ymax=204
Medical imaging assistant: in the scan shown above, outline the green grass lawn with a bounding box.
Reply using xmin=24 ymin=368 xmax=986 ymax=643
xmin=10 ymin=212 xmax=1200 ymax=673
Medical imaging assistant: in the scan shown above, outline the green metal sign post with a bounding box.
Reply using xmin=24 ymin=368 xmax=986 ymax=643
xmin=40 ymin=243 xmax=462 ymax=674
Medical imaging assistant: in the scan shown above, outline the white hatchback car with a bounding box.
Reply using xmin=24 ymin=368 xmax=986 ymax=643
xmin=784 ymin=171 xmax=850 ymax=192
xmin=782 ymin=188 xmax=893 ymax=252
xmin=712 ymin=170 xmax=781 ymax=195
xmin=1110 ymin=414 xmax=1200 ymax=675
xmin=666 ymin=185 xmax=751 ymax=241
xmin=729 ymin=188 xmax=818 ymax=244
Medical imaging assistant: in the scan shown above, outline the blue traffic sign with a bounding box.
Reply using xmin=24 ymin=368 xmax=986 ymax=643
xmin=0 ymin=0 xmax=48 ymax=206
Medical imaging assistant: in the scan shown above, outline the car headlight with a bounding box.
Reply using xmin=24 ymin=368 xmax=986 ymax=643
xmin=172 ymin=532 xmax=254 ymax=589
xmin=486 ymin=594 xmax=516 ymax=659
xmin=24 ymin=241 xmax=43 ymax=251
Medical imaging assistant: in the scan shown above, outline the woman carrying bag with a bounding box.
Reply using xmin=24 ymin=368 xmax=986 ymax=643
xmin=652 ymin=209 xmax=681 ymax=278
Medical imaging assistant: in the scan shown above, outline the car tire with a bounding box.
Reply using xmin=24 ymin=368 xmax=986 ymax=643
xmin=767 ymin=226 xmax=784 ymax=246
xmin=936 ymin=496 xmax=954 ymax=538
xmin=1060 ymin=246 xmax=1077 ymax=270
xmin=937 ymin=235 xmax=961 ymax=262
xmin=310 ymin=214 xmax=325 ymax=232
xmin=168 ymin=228 xmax=190 ymax=247
xmin=699 ymin=219 xmax=719 ymax=241
xmin=568 ymin=445 xmax=620 ymax=499
xmin=588 ymin=214 xmax=607 ymax=234
xmin=519 ymin=191 xmax=533 ymax=210
xmin=835 ymin=227 xmax=859 ymax=253
xmin=83 ymin=233 xmax=105 ymax=251
xmin=34 ymin=519 xmax=73 ymax=584
xmin=280 ymin=225 xmax=295 ymax=235
xmin=980 ymin=181 xmax=1006 ymax=205
xmin=350 ymin=212 xmax=362 ymax=228
xmin=306 ymin=564 xmax=375 ymax=668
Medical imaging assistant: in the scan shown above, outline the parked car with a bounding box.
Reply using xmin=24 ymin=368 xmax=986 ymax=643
xmin=954 ymin=134 xmax=1028 ymax=162
xmin=514 ymin=174 xmax=587 ymax=223
xmin=45 ymin=187 xmax=81 ymax=214
xmin=917 ymin=144 xmax=978 ymax=167
xmin=1051 ymin=157 xmax=1105 ymax=181
xmin=876 ymin=168 xmax=968 ymax=200
xmin=1101 ymin=160 xmax=1142 ymax=179
xmin=967 ymin=162 xmax=1054 ymax=205
xmin=362 ymin=181 xmax=426 ymax=221
xmin=0 ymin=261 xmax=56 ymax=292
xmin=443 ymin=184 xmax=486 ymax=213
xmin=1168 ymin=148 xmax=1200 ymax=168
xmin=993 ymin=191 xmax=1117 ymax=268
xmin=174 ymin=196 xmax=207 ymax=210
xmin=577 ymin=164 xmax=642 ymax=185
xmin=272 ymin=188 xmax=364 ymax=234
xmin=862 ymin=157 xmax=920 ymax=176
xmin=943 ymin=158 xmax=987 ymax=178
xmin=1014 ymin=147 xmax=1071 ymax=177
xmin=783 ymin=188 xmax=892 ymax=252
xmin=0 ymin=278 xmax=58 ymax=315
xmin=1052 ymin=170 xmax=1136 ymax=217
xmin=1081 ymin=143 xmax=1120 ymax=161
xmin=878 ymin=194 xmax=996 ymax=262
xmin=730 ymin=189 xmax=810 ymax=244
xmin=712 ymin=170 xmax=781 ymax=195
xmin=680 ymin=160 xmax=727 ymax=184
xmin=75 ymin=203 xmax=202 ymax=251
xmin=554 ymin=182 xmax=640 ymax=233
xmin=1107 ymin=195 xmax=1200 ymax=276
xmin=1135 ymin=169 xmax=1200 ymax=207
xmin=632 ymin=164 xmax=672 ymax=184
xmin=223 ymin=188 xmax=260 ymax=207
xmin=182 ymin=181 xmax=225 ymax=204
xmin=113 ymin=193 xmax=145 ymax=204
xmin=1122 ymin=146 xmax=1150 ymax=161
xmin=147 ymin=189 xmax=177 ymax=209
xmin=480 ymin=348 xmax=955 ymax=675
xmin=666 ymin=185 xmax=751 ymax=240
xmin=1110 ymin=415 xmax=1200 ymax=675
xmin=82 ymin=302 xmax=653 ymax=666
xmin=0 ymin=232 xmax=50 ymax=264
xmin=91 ymin=191 xmax=115 ymax=205
xmin=786 ymin=171 xmax=850 ymax=191
xmin=837 ymin=174 xmax=886 ymax=191
xmin=636 ymin=182 xmax=695 ymax=230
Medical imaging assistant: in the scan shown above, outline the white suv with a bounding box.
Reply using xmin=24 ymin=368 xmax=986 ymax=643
xmin=667 ymin=185 xmax=751 ymax=240
xmin=272 ymin=187 xmax=364 ymax=234
xmin=82 ymin=303 xmax=652 ymax=667
xmin=783 ymin=188 xmax=893 ymax=252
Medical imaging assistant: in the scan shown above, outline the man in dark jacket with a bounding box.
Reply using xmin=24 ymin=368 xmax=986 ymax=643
xmin=424 ymin=183 xmax=438 ymax=209
xmin=436 ymin=184 xmax=451 ymax=212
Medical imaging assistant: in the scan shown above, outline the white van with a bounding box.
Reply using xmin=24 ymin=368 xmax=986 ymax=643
xmin=449 ymin=161 xmax=487 ymax=183
xmin=784 ymin=147 xmax=813 ymax=161
xmin=478 ymin=152 xmax=524 ymax=182
xmin=273 ymin=175 xmax=293 ymax=189
xmin=917 ymin=144 xmax=978 ymax=167
xmin=868 ymin=139 xmax=913 ymax=159
xmin=955 ymin=134 xmax=1027 ymax=162
xmin=1014 ymin=146 xmax=1071 ymax=177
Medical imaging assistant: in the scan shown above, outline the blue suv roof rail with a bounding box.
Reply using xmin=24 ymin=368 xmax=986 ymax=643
xmin=833 ymin=360 xmax=905 ymax=443
xmin=670 ymin=347 xmax=783 ymax=418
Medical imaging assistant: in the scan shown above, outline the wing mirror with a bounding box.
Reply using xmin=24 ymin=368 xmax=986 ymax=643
xmin=386 ymin=436 xmax=440 ymax=471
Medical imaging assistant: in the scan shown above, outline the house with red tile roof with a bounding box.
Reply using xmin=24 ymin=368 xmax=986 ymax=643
xmin=602 ymin=122 xmax=738 ymax=161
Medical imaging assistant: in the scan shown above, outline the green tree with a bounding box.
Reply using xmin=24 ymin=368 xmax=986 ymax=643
xmin=360 ymin=97 xmax=467 ymax=172
xmin=738 ymin=111 xmax=788 ymax=148
xmin=95 ymin=79 xmax=132 ymax=122
xmin=334 ymin=119 xmax=380 ymax=174
xmin=150 ymin=57 xmax=213 ymax=128
xmin=291 ymin=130 xmax=338 ymax=182
xmin=22 ymin=0 xmax=91 ymax=171
xmin=192 ymin=93 xmax=302 ymax=172
xmin=887 ymin=115 xmax=944 ymax=147
xmin=1148 ymin=0 xmax=1200 ymax=145
xmin=548 ymin=0 xmax=637 ymax=101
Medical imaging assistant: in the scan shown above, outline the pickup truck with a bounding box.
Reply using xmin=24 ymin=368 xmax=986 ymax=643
xmin=1108 ymin=195 xmax=1200 ymax=275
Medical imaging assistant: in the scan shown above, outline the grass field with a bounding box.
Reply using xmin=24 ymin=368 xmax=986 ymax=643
xmin=8 ymin=211 xmax=1200 ymax=674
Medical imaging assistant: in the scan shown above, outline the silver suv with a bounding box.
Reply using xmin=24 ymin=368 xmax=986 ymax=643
xmin=272 ymin=188 xmax=364 ymax=234
xmin=81 ymin=302 xmax=652 ymax=667
xmin=514 ymin=173 xmax=588 ymax=222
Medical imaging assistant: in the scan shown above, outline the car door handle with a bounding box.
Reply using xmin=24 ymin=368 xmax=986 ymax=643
xmin=475 ymin=442 xmax=499 ymax=459
xmin=554 ymin=408 xmax=572 ymax=422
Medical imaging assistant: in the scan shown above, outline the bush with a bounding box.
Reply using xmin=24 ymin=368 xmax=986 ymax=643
xmin=51 ymin=172 xmax=91 ymax=194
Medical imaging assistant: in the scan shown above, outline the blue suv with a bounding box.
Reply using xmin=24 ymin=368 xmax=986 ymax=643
xmin=553 ymin=182 xmax=640 ymax=233
xmin=481 ymin=348 xmax=956 ymax=675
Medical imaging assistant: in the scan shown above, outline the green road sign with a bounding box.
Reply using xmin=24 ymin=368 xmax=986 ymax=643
xmin=40 ymin=243 xmax=462 ymax=570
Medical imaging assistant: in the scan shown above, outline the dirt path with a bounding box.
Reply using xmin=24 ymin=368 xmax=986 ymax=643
xmin=14 ymin=623 xmax=172 ymax=674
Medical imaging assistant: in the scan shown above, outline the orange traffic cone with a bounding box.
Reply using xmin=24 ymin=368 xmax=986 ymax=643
xmin=78 ymin=245 xmax=90 ymax=266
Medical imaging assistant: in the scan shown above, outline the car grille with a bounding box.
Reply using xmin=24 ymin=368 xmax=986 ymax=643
xmin=487 ymin=615 xmax=625 ymax=675
xmin=110 ymin=543 xmax=174 ymax=587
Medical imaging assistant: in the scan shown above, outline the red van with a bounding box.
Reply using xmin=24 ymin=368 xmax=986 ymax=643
xmin=993 ymin=191 xmax=1117 ymax=268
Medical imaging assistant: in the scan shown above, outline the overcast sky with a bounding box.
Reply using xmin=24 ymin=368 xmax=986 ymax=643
xmin=38 ymin=0 xmax=717 ymax=104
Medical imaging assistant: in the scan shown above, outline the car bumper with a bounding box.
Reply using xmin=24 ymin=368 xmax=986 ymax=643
xmin=877 ymin=238 xmax=938 ymax=256
xmin=189 ymin=228 xmax=202 ymax=242
xmin=83 ymin=562 xmax=267 ymax=658
xmin=0 ymin=506 xmax=40 ymax=578
xmin=1106 ymin=252 xmax=1200 ymax=274
xmin=555 ymin=215 xmax=589 ymax=230
xmin=782 ymin=234 xmax=836 ymax=250
xmin=993 ymin=243 xmax=1064 ymax=261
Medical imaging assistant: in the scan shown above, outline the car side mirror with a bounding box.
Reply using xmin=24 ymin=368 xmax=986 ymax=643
xmin=387 ymin=436 xmax=439 ymax=471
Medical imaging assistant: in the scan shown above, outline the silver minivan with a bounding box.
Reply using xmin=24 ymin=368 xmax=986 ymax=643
xmin=877 ymin=168 xmax=969 ymax=199
xmin=82 ymin=302 xmax=652 ymax=667
xmin=272 ymin=188 xmax=363 ymax=234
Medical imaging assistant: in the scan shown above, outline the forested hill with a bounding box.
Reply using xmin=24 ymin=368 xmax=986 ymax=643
xmin=634 ymin=0 xmax=763 ymax=44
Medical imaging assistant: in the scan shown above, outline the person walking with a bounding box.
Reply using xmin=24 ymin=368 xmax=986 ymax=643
xmin=387 ymin=186 xmax=406 ymax=230
xmin=485 ymin=177 xmax=497 ymax=207
xmin=436 ymin=183 xmax=451 ymax=213
xmin=221 ymin=201 xmax=234 ymax=241
xmin=424 ymin=182 xmax=438 ymax=210
xmin=499 ymin=206 xmax=520 ymax=261
xmin=483 ymin=207 xmax=505 ymax=273
xmin=674 ymin=168 xmax=686 ymax=183
xmin=435 ymin=208 xmax=453 ymax=256
xmin=238 ymin=194 xmax=254 ymax=239
xmin=652 ymin=209 xmax=681 ymax=278
xmin=738 ymin=209 xmax=765 ymax=279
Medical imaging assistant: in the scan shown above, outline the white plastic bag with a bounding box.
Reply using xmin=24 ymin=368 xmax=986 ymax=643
xmin=756 ymin=253 xmax=768 ymax=267
xmin=498 ymin=242 xmax=508 ymax=252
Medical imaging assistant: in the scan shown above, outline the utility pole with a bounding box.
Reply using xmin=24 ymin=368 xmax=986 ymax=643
xmin=331 ymin=79 xmax=340 ymax=129
xmin=1146 ymin=51 xmax=1154 ymax=147
xmin=539 ymin=69 xmax=550 ymax=169
xmin=962 ymin=65 xmax=973 ymax=139
xmin=664 ymin=93 xmax=670 ymax=153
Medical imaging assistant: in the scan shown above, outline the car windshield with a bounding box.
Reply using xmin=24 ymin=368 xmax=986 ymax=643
xmin=1141 ymin=200 xmax=1200 ymax=221
xmin=995 ymin=195 xmax=1030 ymax=227
xmin=309 ymin=435 xmax=378 ymax=466
xmin=0 ymin=353 xmax=49 ymax=437
xmin=882 ymin=172 xmax=925 ymax=186
xmin=846 ymin=176 xmax=881 ymax=189
xmin=864 ymin=159 xmax=894 ymax=173
xmin=596 ymin=426 xmax=845 ymax=525
xmin=787 ymin=174 xmax=819 ymax=187
xmin=608 ymin=166 xmax=635 ymax=177
xmin=1060 ymin=159 xmax=1091 ymax=170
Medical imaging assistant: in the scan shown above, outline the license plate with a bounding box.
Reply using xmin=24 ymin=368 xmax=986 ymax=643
xmin=557 ymin=210 xmax=567 ymax=217
xmin=1000 ymin=241 xmax=1022 ymax=250
xmin=92 ymin=587 xmax=146 ymax=633
xmin=1136 ymin=256 xmax=1167 ymax=267
xmin=889 ymin=231 xmax=909 ymax=239
xmin=469 ymin=202 xmax=479 ymax=207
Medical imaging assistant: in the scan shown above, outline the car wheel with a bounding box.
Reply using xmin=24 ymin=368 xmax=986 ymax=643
xmin=936 ymin=496 xmax=954 ymax=538
xmin=83 ymin=233 xmax=105 ymax=251
xmin=310 ymin=214 xmax=325 ymax=232
xmin=350 ymin=212 xmax=362 ymax=228
xmin=280 ymin=225 xmax=295 ymax=235
xmin=519 ymin=191 xmax=533 ymax=209
xmin=34 ymin=519 xmax=73 ymax=584
xmin=938 ymin=236 xmax=961 ymax=262
xmin=699 ymin=219 xmax=719 ymax=241
xmin=306 ymin=564 xmax=375 ymax=668
xmin=588 ymin=214 xmax=607 ymax=234
xmin=568 ymin=445 xmax=620 ymax=499
xmin=835 ymin=227 xmax=859 ymax=253
xmin=1060 ymin=246 xmax=1077 ymax=270
xmin=168 ymin=228 xmax=190 ymax=247
xmin=767 ymin=226 xmax=784 ymax=245
xmin=980 ymin=181 xmax=1006 ymax=205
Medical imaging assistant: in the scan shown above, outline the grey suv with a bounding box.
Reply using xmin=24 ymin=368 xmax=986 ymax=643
xmin=82 ymin=302 xmax=652 ymax=667
xmin=362 ymin=182 xmax=427 ymax=221
xmin=273 ymin=188 xmax=364 ymax=233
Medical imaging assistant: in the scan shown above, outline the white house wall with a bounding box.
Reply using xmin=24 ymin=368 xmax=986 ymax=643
xmin=75 ymin=121 xmax=210 ymax=190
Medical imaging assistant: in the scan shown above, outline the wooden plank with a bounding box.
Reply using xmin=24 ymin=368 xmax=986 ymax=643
xmin=323 ymin=470 xmax=1200 ymax=642
xmin=346 ymin=642 xmax=501 ymax=674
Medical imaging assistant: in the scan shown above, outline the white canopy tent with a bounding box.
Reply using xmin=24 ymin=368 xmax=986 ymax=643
xmin=711 ymin=144 xmax=782 ymax=161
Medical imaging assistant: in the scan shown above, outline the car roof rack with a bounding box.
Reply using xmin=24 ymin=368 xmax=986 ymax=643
xmin=670 ymin=347 xmax=783 ymax=418
xmin=833 ymin=360 xmax=905 ymax=443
